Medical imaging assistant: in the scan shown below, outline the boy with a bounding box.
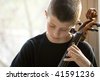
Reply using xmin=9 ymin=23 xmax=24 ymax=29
xmin=11 ymin=0 xmax=97 ymax=67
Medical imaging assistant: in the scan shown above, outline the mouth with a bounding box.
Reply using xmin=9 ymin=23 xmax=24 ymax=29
xmin=50 ymin=35 xmax=60 ymax=40
xmin=51 ymin=36 xmax=60 ymax=40
xmin=50 ymin=35 xmax=64 ymax=43
xmin=46 ymin=32 xmax=65 ymax=43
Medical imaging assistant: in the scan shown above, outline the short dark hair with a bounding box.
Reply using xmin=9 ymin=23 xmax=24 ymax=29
xmin=48 ymin=0 xmax=82 ymax=23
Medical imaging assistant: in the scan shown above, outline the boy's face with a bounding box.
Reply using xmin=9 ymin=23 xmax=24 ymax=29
xmin=45 ymin=11 xmax=73 ymax=43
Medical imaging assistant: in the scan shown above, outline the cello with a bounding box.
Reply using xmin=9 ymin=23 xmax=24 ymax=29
xmin=58 ymin=8 xmax=100 ymax=67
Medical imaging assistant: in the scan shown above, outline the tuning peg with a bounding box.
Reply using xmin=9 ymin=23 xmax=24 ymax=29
xmin=88 ymin=28 xmax=98 ymax=32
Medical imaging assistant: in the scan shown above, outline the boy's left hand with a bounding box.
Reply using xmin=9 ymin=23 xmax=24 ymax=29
xmin=64 ymin=44 xmax=91 ymax=67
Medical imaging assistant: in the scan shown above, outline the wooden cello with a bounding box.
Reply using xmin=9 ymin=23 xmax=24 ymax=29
xmin=58 ymin=8 xmax=100 ymax=67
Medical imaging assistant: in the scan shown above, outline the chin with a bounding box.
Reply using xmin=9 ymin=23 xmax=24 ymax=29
xmin=51 ymin=40 xmax=60 ymax=43
xmin=46 ymin=32 xmax=66 ymax=43
xmin=50 ymin=38 xmax=66 ymax=43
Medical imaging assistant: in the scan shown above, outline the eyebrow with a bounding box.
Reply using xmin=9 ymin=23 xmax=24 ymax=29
xmin=49 ymin=21 xmax=72 ymax=29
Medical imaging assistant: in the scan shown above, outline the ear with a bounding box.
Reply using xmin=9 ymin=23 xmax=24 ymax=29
xmin=45 ymin=10 xmax=48 ymax=18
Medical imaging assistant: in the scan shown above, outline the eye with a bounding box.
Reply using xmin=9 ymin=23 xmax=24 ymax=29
xmin=48 ymin=23 xmax=56 ymax=28
xmin=50 ymin=25 xmax=55 ymax=28
xmin=49 ymin=24 xmax=55 ymax=28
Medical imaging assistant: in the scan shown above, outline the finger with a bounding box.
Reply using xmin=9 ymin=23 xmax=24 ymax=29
xmin=66 ymin=50 xmax=78 ymax=60
xmin=67 ymin=49 xmax=82 ymax=61
xmin=66 ymin=50 xmax=73 ymax=57
xmin=72 ymin=44 xmax=80 ymax=51
xmin=67 ymin=45 xmax=79 ymax=54
xmin=63 ymin=58 xmax=73 ymax=61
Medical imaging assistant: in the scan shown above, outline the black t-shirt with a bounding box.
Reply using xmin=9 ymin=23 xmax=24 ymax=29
xmin=10 ymin=32 xmax=97 ymax=67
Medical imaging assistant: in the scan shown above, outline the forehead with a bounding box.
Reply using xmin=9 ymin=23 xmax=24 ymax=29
xmin=47 ymin=15 xmax=72 ymax=28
